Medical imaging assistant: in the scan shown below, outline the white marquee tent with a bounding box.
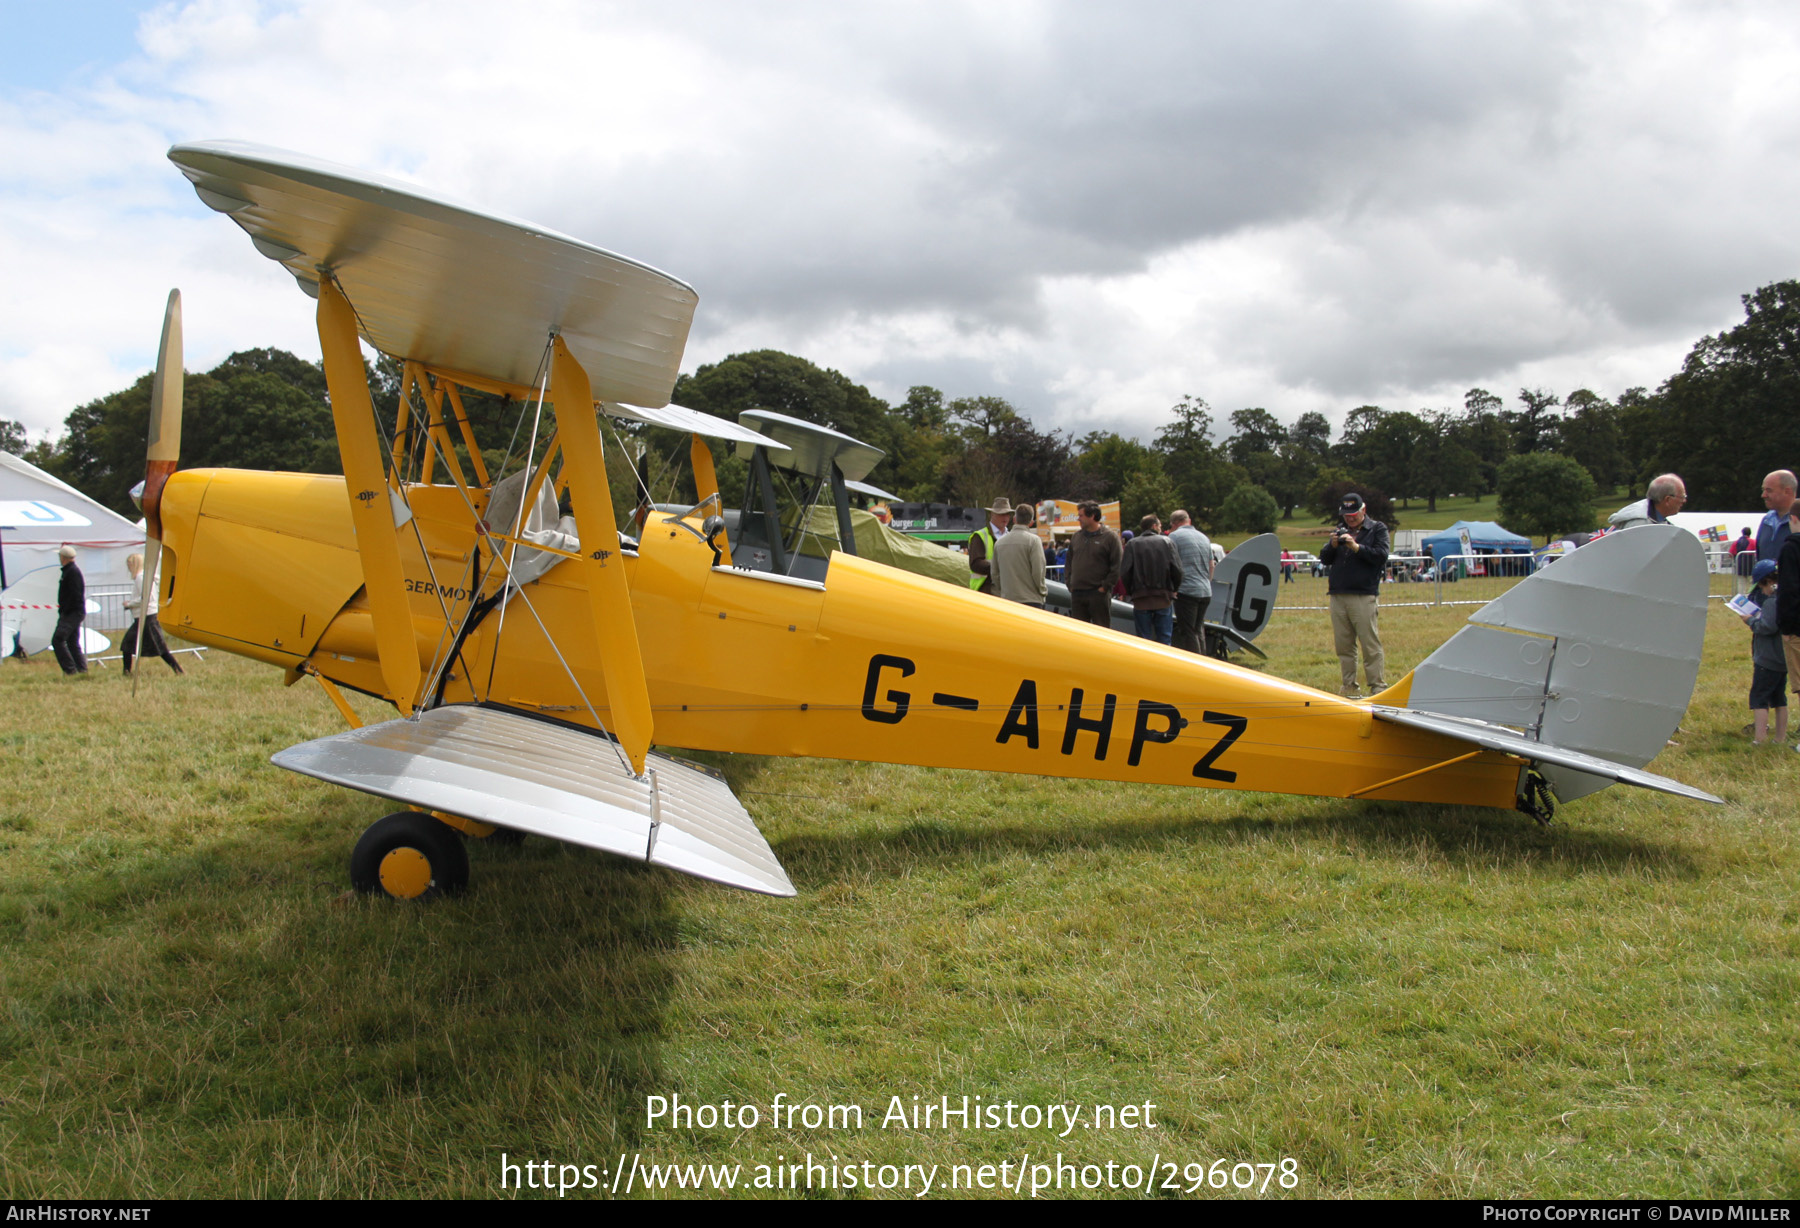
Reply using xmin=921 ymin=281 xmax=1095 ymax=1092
xmin=0 ymin=450 xmax=143 ymax=629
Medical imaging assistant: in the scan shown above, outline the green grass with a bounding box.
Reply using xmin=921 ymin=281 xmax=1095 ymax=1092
xmin=1212 ymin=489 xmax=1634 ymax=553
xmin=1 ymin=605 xmax=1796 ymax=1199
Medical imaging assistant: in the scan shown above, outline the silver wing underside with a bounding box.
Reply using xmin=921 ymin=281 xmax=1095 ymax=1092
xmin=170 ymin=140 xmax=698 ymax=406
xmin=272 ymin=705 xmax=794 ymax=897
xmin=601 ymin=401 xmax=789 ymax=449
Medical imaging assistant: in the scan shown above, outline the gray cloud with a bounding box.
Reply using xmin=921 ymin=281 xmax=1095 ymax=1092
xmin=2 ymin=0 xmax=1797 ymax=442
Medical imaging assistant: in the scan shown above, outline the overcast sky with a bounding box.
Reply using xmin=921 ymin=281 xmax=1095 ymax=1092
xmin=3 ymin=0 xmax=1797 ymax=446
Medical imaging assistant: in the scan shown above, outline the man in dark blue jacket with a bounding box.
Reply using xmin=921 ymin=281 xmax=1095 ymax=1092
xmin=52 ymin=544 xmax=87 ymax=675
xmin=1319 ymin=492 xmax=1389 ymax=697
xmin=1756 ymin=470 xmax=1796 ymax=564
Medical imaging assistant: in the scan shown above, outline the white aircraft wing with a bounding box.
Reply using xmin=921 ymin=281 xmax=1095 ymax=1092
xmin=170 ymin=141 xmax=698 ymax=407
xmin=600 ymin=401 xmax=790 ymax=450
xmin=272 ymin=704 xmax=795 ymax=896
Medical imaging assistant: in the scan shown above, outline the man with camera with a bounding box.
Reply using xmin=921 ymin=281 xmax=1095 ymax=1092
xmin=1319 ymin=492 xmax=1389 ymax=698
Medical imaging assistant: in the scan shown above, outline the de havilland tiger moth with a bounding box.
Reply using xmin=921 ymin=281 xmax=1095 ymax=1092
xmin=130 ymin=141 xmax=1719 ymax=902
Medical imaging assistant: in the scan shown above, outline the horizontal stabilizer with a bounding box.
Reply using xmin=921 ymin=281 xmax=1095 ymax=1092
xmin=1399 ymin=525 xmax=1710 ymax=803
xmin=273 ymin=705 xmax=794 ymax=896
xmin=1371 ymin=706 xmax=1721 ymax=804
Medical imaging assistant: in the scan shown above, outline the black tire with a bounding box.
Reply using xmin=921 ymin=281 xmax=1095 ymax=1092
xmin=349 ymin=811 xmax=470 ymax=899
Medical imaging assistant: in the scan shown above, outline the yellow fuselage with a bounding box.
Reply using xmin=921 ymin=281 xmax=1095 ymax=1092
xmin=157 ymin=469 xmax=1520 ymax=808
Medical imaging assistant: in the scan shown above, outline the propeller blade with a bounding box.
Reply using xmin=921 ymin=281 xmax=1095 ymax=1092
xmin=136 ymin=290 xmax=183 ymax=695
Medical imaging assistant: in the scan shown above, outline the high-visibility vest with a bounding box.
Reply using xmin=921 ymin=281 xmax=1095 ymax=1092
xmin=968 ymin=526 xmax=997 ymax=590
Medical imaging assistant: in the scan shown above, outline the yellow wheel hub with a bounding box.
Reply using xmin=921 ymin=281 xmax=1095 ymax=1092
xmin=377 ymin=846 xmax=433 ymax=899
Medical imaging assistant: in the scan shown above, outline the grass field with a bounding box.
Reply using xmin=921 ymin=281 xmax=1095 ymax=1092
xmin=1214 ymin=489 xmax=1634 ymax=554
xmin=1 ymin=593 xmax=1796 ymax=1199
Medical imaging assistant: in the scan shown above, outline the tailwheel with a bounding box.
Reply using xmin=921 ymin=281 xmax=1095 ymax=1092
xmin=350 ymin=811 xmax=470 ymax=900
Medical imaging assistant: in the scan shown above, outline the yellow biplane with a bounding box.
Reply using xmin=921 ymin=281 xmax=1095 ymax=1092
xmin=139 ymin=141 xmax=1718 ymax=902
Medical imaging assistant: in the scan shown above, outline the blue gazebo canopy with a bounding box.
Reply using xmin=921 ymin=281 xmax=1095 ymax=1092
xmin=1421 ymin=520 xmax=1533 ymax=561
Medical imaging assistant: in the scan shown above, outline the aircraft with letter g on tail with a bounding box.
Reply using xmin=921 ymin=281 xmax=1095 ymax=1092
xmin=132 ymin=140 xmax=1719 ymax=902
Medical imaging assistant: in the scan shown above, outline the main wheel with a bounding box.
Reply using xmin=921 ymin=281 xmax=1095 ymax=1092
xmin=350 ymin=811 xmax=470 ymax=900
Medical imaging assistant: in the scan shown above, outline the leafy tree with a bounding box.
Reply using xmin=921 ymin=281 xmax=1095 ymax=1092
xmin=1272 ymin=410 xmax=1332 ymax=520
xmin=1075 ymin=431 xmax=1163 ymax=501
xmin=0 ymin=418 xmax=28 ymax=454
xmin=1357 ymin=409 xmax=1425 ymax=507
xmin=1464 ymin=388 xmax=1504 ymax=419
xmin=884 ymin=385 xmax=962 ymax=501
xmin=1635 ymin=280 xmax=1800 ymax=508
xmin=1455 ymin=392 xmax=1511 ymax=499
xmin=1408 ymin=411 xmax=1482 ymax=512
xmin=1155 ymin=395 xmax=1242 ymax=528
xmin=1495 ymin=453 xmax=1597 ymax=543
xmin=946 ymin=394 xmax=1021 ymax=442
xmin=673 ymin=348 xmax=896 ymax=479
xmin=1118 ymin=467 xmax=1181 ymax=529
xmin=1332 ymin=404 xmax=1386 ymax=474
xmin=1226 ymin=408 xmax=1285 ymax=466
xmin=1613 ymin=386 xmax=1660 ymax=495
xmin=1288 ymin=411 xmax=1332 ymax=460
xmin=1554 ymin=389 xmax=1624 ymax=492
xmin=943 ymin=401 xmax=1090 ymax=510
xmin=1507 ymin=387 xmax=1560 ymax=454
xmin=52 ymin=349 xmax=341 ymax=515
xmin=1216 ymin=484 xmax=1279 ymax=533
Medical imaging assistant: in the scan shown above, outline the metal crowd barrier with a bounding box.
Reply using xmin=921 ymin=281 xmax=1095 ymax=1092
xmin=86 ymin=584 xmax=137 ymax=631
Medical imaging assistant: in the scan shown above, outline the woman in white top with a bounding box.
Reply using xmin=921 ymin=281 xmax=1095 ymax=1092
xmin=123 ymin=552 xmax=185 ymax=676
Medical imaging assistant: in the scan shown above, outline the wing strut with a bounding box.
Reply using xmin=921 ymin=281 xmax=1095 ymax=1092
xmin=318 ymin=277 xmax=423 ymax=715
xmin=550 ymin=336 xmax=654 ymax=775
xmin=689 ymin=434 xmax=732 ymax=565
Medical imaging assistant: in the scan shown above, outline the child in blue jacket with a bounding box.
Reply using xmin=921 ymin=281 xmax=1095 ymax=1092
xmin=1742 ymin=559 xmax=1787 ymax=744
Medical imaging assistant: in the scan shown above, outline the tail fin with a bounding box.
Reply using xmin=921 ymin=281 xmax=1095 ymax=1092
xmin=1207 ymin=532 xmax=1280 ymax=645
xmin=1378 ymin=526 xmax=1713 ymax=804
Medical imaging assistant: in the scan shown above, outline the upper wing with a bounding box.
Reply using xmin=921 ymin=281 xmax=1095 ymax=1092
xmin=170 ymin=141 xmax=698 ymax=406
xmin=601 ymin=401 xmax=789 ymax=449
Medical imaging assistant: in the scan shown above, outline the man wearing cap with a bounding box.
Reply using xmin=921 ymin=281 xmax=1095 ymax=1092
xmin=968 ymin=497 xmax=1014 ymax=595
xmin=52 ymin=544 xmax=88 ymax=676
xmin=1319 ymin=492 xmax=1390 ymax=698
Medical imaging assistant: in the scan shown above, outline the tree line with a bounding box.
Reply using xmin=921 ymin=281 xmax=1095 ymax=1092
xmin=10 ymin=278 xmax=1798 ymax=541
